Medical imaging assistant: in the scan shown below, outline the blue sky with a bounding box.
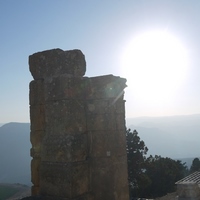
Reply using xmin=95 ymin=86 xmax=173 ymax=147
xmin=1 ymin=0 xmax=200 ymax=123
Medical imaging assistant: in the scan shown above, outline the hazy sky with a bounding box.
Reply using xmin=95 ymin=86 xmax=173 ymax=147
xmin=1 ymin=0 xmax=200 ymax=123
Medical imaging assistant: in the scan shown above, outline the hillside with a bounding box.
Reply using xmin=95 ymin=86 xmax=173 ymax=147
xmin=0 ymin=123 xmax=31 ymax=186
xmin=126 ymin=114 xmax=200 ymax=159
xmin=0 ymin=183 xmax=30 ymax=200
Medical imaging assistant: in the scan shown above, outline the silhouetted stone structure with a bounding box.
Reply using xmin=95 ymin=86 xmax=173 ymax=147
xmin=29 ymin=48 xmax=129 ymax=200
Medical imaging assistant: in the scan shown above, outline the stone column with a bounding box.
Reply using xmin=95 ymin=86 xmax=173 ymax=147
xmin=86 ymin=75 xmax=129 ymax=200
xmin=29 ymin=48 xmax=129 ymax=200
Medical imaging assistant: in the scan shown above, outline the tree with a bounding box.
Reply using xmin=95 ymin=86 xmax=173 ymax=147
xmin=126 ymin=129 xmax=188 ymax=198
xmin=190 ymin=158 xmax=200 ymax=173
xmin=126 ymin=129 xmax=150 ymax=197
xmin=144 ymin=155 xmax=188 ymax=198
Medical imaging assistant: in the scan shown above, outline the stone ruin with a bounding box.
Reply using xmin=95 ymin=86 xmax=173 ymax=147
xmin=29 ymin=48 xmax=129 ymax=200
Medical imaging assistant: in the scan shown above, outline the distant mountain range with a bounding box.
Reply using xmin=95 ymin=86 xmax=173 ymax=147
xmin=0 ymin=114 xmax=199 ymax=185
xmin=126 ymin=114 xmax=200 ymax=160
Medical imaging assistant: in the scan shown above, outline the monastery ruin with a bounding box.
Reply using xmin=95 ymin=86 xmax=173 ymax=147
xmin=29 ymin=48 xmax=129 ymax=200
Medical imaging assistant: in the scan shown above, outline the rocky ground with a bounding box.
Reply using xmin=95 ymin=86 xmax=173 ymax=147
xmin=155 ymin=192 xmax=178 ymax=200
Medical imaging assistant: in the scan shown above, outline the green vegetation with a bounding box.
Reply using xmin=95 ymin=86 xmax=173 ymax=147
xmin=126 ymin=128 xmax=189 ymax=199
xmin=0 ymin=185 xmax=19 ymax=199
xmin=190 ymin=157 xmax=200 ymax=173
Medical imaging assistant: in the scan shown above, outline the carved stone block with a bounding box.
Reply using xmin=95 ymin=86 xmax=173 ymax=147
xmin=29 ymin=49 xmax=86 ymax=80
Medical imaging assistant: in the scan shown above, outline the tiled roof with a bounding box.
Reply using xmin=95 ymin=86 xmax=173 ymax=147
xmin=175 ymin=171 xmax=200 ymax=184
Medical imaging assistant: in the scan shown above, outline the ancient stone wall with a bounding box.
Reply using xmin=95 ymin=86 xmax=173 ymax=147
xmin=177 ymin=184 xmax=200 ymax=199
xmin=29 ymin=48 xmax=129 ymax=200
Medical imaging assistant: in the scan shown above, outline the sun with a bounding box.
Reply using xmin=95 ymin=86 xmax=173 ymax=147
xmin=121 ymin=30 xmax=189 ymax=104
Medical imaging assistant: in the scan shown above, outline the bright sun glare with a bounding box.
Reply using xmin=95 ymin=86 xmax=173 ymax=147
xmin=121 ymin=30 xmax=189 ymax=104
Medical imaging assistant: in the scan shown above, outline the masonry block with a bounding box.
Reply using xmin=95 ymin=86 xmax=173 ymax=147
xmin=86 ymin=114 xmax=116 ymax=131
xmin=111 ymin=99 xmax=126 ymax=114
xmin=29 ymin=49 xmax=86 ymax=79
xmin=44 ymin=76 xmax=89 ymax=102
xmin=112 ymin=161 xmax=130 ymax=200
xmin=45 ymin=100 xmax=86 ymax=134
xmin=30 ymin=130 xmax=43 ymax=147
xmin=113 ymin=130 xmax=127 ymax=156
xmin=40 ymin=161 xmax=89 ymax=198
xmin=87 ymin=75 xmax=126 ymax=99
xmin=30 ymin=130 xmax=44 ymax=158
xmin=30 ymin=105 xmax=45 ymax=131
xmin=31 ymin=186 xmax=40 ymax=196
xmin=90 ymin=156 xmax=128 ymax=200
xmin=41 ymin=133 xmax=88 ymax=162
xmin=86 ymin=100 xmax=110 ymax=114
xmin=29 ymin=80 xmax=44 ymax=105
xmin=116 ymin=114 xmax=126 ymax=130
xmin=89 ymin=130 xmax=127 ymax=158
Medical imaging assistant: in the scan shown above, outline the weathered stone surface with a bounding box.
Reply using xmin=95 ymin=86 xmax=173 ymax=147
xmin=112 ymin=162 xmax=130 ymax=200
xmin=29 ymin=80 xmax=45 ymax=105
xmin=86 ymin=75 xmax=126 ymax=99
xmin=90 ymin=156 xmax=129 ymax=200
xmin=44 ymin=76 xmax=89 ymax=102
xmin=30 ymin=147 xmax=40 ymax=158
xmin=41 ymin=133 xmax=88 ymax=162
xmin=86 ymin=114 xmax=117 ymax=131
xmin=30 ymin=105 xmax=45 ymax=131
xmin=31 ymin=158 xmax=41 ymax=186
xmin=30 ymin=130 xmax=44 ymax=158
xmin=111 ymin=99 xmax=126 ymax=114
xmin=29 ymin=49 xmax=86 ymax=79
xmin=86 ymin=99 xmax=125 ymax=115
xmin=40 ymin=162 xmax=89 ymax=198
xmin=45 ymin=100 xmax=86 ymax=134
xmin=30 ymin=131 xmax=43 ymax=147
xmin=89 ymin=130 xmax=127 ymax=158
xmin=86 ymin=100 xmax=110 ymax=114
xmin=116 ymin=114 xmax=126 ymax=130
xmin=177 ymin=184 xmax=200 ymax=198
xmin=31 ymin=186 xmax=40 ymax=196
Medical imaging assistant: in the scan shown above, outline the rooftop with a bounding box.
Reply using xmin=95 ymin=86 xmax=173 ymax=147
xmin=176 ymin=171 xmax=200 ymax=185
